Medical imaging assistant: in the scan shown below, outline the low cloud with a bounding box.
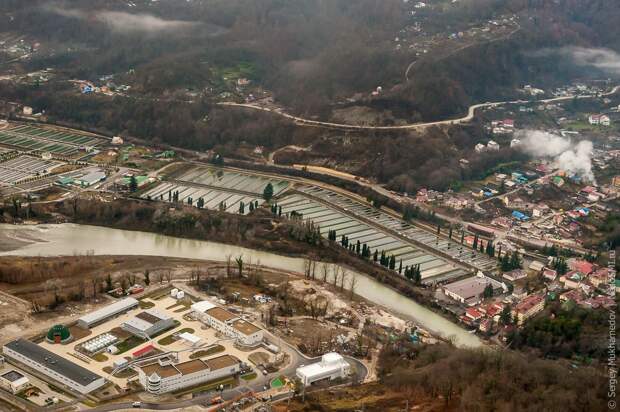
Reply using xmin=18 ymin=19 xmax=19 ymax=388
xmin=533 ymin=46 xmax=620 ymax=76
xmin=45 ymin=6 xmax=200 ymax=34
xmin=516 ymin=130 xmax=595 ymax=182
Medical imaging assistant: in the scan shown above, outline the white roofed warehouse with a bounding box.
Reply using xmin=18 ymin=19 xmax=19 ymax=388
xmin=77 ymin=297 xmax=139 ymax=329
xmin=121 ymin=309 xmax=175 ymax=339
xmin=2 ymin=339 xmax=106 ymax=395
xmin=296 ymin=352 xmax=351 ymax=386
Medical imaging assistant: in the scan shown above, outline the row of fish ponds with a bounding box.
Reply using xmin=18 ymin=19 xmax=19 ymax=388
xmin=140 ymin=166 xmax=496 ymax=284
xmin=296 ymin=185 xmax=498 ymax=273
xmin=140 ymin=166 xmax=289 ymax=214
xmin=277 ymin=192 xmax=471 ymax=284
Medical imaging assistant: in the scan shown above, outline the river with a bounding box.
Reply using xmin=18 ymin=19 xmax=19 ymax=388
xmin=0 ymin=223 xmax=482 ymax=348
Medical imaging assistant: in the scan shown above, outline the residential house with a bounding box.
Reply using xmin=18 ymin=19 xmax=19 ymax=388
xmin=560 ymin=289 xmax=585 ymax=305
xmin=589 ymin=114 xmax=611 ymax=126
xmin=465 ymin=308 xmax=484 ymax=321
xmin=479 ymin=318 xmax=493 ymax=333
xmin=512 ymin=294 xmax=545 ymax=325
xmin=589 ymin=268 xmax=614 ymax=288
xmin=444 ymin=196 xmax=470 ymax=210
xmin=560 ymin=271 xmax=585 ymax=289
xmin=542 ymin=268 xmax=557 ymax=281
xmin=567 ymin=259 xmax=595 ymax=275
xmin=582 ymin=295 xmax=615 ymax=309
xmin=503 ymin=269 xmax=528 ymax=282
xmin=511 ymin=286 xmax=528 ymax=300
xmin=532 ymin=204 xmax=550 ymax=218
xmin=487 ymin=140 xmax=500 ymax=151
xmin=528 ymin=260 xmax=546 ymax=273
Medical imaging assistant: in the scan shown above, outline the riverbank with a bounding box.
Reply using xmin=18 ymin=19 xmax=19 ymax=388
xmin=12 ymin=196 xmax=442 ymax=311
xmin=0 ymin=223 xmax=482 ymax=347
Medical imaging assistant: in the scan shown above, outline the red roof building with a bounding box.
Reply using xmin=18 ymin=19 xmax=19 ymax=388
xmin=512 ymin=294 xmax=545 ymax=325
xmin=465 ymin=308 xmax=484 ymax=321
xmin=568 ymin=259 xmax=595 ymax=275
xmin=132 ymin=344 xmax=155 ymax=358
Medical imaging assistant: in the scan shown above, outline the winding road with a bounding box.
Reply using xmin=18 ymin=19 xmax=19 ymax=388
xmin=219 ymin=85 xmax=620 ymax=132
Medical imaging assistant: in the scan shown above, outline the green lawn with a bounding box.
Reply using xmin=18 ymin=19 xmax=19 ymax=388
xmin=115 ymin=336 xmax=146 ymax=355
xmin=171 ymin=376 xmax=235 ymax=396
xmin=270 ymin=377 xmax=285 ymax=388
xmin=241 ymin=372 xmax=257 ymax=381
xmin=189 ymin=345 xmax=225 ymax=359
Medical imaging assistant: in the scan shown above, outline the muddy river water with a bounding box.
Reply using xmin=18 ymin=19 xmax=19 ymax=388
xmin=0 ymin=223 xmax=482 ymax=348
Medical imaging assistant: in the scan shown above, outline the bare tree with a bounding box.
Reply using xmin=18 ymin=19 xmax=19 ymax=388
xmin=78 ymin=279 xmax=87 ymax=301
xmin=91 ymin=276 xmax=100 ymax=298
xmin=310 ymin=259 xmax=317 ymax=280
xmin=339 ymin=270 xmax=348 ymax=292
xmin=164 ymin=270 xmax=173 ymax=283
xmin=320 ymin=262 xmax=330 ymax=283
xmin=303 ymin=258 xmax=312 ymax=279
xmin=235 ymin=256 xmax=244 ymax=278
xmin=349 ymin=273 xmax=357 ymax=300
xmin=44 ymin=278 xmax=62 ymax=306
xmin=156 ymin=271 xmax=164 ymax=284
xmin=332 ymin=267 xmax=340 ymax=287
xmin=226 ymin=254 xmax=232 ymax=277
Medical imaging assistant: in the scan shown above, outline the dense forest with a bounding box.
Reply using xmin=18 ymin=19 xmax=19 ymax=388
xmin=507 ymin=303 xmax=611 ymax=362
xmin=1 ymin=0 xmax=619 ymax=192
xmin=2 ymin=0 xmax=620 ymax=119
xmin=375 ymin=341 xmax=610 ymax=411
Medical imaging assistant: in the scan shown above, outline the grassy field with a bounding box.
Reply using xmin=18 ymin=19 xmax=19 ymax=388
xmin=241 ymin=372 xmax=257 ymax=381
xmin=189 ymin=344 xmax=225 ymax=359
xmin=171 ymin=376 xmax=235 ymax=396
xmin=157 ymin=327 xmax=195 ymax=345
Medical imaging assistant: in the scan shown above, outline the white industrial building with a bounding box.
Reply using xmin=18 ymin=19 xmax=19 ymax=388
xmin=77 ymin=297 xmax=139 ymax=329
xmin=136 ymin=355 xmax=241 ymax=394
xmin=121 ymin=309 xmax=175 ymax=339
xmin=296 ymin=353 xmax=351 ymax=386
xmin=3 ymin=339 xmax=106 ymax=394
xmin=0 ymin=370 xmax=30 ymax=394
xmin=191 ymin=301 xmax=263 ymax=346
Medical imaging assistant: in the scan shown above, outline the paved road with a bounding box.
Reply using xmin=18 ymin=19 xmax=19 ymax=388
xmin=219 ymin=85 xmax=619 ymax=132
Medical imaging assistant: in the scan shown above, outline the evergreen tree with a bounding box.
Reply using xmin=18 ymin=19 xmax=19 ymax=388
xmin=499 ymin=306 xmax=512 ymax=325
xmin=263 ymin=183 xmax=274 ymax=202
xmin=509 ymin=251 xmax=522 ymax=270
xmin=414 ymin=264 xmax=422 ymax=284
xmin=129 ymin=175 xmax=138 ymax=192
xmin=373 ymin=250 xmax=378 ymax=262
xmin=483 ymin=284 xmax=493 ymax=298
